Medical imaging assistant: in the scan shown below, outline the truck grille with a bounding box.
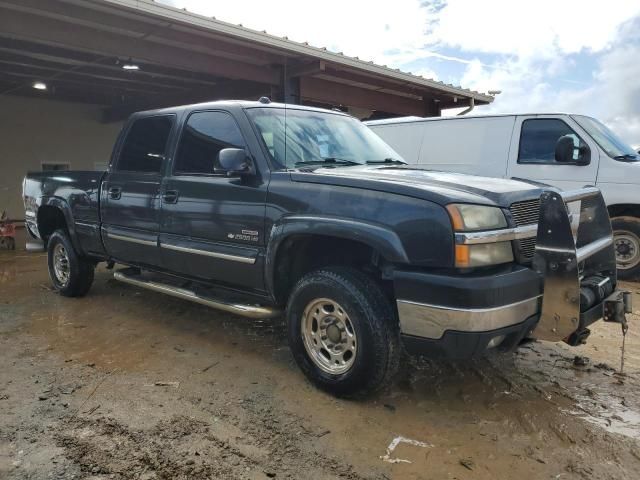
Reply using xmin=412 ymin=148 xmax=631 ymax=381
xmin=510 ymin=199 xmax=540 ymax=227
xmin=509 ymin=199 xmax=540 ymax=261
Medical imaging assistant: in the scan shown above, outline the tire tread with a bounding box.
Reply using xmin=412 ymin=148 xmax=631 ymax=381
xmin=287 ymin=266 xmax=400 ymax=397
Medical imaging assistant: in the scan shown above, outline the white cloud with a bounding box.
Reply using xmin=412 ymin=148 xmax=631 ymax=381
xmin=456 ymin=17 xmax=640 ymax=144
xmin=425 ymin=0 xmax=640 ymax=58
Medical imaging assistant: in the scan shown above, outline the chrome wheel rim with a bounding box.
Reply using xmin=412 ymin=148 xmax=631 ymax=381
xmin=614 ymin=230 xmax=640 ymax=270
xmin=53 ymin=243 xmax=70 ymax=286
xmin=301 ymin=298 xmax=357 ymax=375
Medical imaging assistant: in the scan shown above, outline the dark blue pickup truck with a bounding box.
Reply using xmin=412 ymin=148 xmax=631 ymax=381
xmin=23 ymin=100 xmax=630 ymax=396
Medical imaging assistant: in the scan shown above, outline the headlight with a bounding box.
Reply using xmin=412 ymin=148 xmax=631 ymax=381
xmin=446 ymin=204 xmax=507 ymax=231
xmin=447 ymin=204 xmax=513 ymax=267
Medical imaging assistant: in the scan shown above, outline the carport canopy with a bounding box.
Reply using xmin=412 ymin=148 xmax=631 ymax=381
xmin=0 ymin=0 xmax=494 ymax=122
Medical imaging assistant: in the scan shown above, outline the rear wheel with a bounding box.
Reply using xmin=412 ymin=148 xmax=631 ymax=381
xmin=612 ymin=217 xmax=640 ymax=280
xmin=47 ymin=230 xmax=95 ymax=297
xmin=286 ymin=267 xmax=400 ymax=397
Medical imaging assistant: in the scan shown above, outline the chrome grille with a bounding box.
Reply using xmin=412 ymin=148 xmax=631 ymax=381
xmin=510 ymin=199 xmax=540 ymax=227
xmin=510 ymin=199 xmax=540 ymax=260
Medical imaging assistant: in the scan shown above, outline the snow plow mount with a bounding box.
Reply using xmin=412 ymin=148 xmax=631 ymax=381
xmin=531 ymin=187 xmax=630 ymax=343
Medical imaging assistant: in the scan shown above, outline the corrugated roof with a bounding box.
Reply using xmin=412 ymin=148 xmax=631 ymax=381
xmin=101 ymin=0 xmax=494 ymax=104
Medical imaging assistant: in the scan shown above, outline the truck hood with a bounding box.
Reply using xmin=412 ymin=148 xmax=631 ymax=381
xmin=290 ymin=165 xmax=546 ymax=207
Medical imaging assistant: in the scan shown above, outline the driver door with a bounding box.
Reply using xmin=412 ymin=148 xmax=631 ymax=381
xmin=159 ymin=110 xmax=268 ymax=290
xmin=507 ymin=115 xmax=599 ymax=190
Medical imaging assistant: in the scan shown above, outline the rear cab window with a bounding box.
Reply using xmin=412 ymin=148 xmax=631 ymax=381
xmin=518 ymin=118 xmax=588 ymax=165
xmin=116 ymin=115 xmax=174 ymax=173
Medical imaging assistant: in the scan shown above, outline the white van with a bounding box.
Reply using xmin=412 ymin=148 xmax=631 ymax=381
xmin=366 ymin=114 xmax=640 ymax=279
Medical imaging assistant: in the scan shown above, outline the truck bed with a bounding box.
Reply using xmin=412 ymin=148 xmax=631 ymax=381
xmin=23 ymin=170 xmax=106 ymax=254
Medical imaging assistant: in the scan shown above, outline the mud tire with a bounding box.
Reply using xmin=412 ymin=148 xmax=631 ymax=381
xmin=286 ymin=267 xmax=400 ymax=398
xmin=47 ymin=229 xmax=94 ymax=297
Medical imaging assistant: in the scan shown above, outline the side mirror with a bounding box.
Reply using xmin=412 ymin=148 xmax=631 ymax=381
xmin=554 ymin=136 xmax=575 ymax=163
xmin=216 ymin=148 xmax=254 ymax=176
xmin=555 ymin=136 xmax=590 ymax=165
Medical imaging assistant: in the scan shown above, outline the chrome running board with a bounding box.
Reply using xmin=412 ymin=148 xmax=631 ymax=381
xmin=113 ymin=269 xmax=281 ymax=319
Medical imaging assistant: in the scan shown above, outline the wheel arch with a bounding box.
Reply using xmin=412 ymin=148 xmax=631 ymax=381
xmin=37 ymin=197 xmax=83 ymax=253
xmin=608 ymin=204 xmax=640 ymax=220
xmin=265 ymin=215 xmax=408 ymax=305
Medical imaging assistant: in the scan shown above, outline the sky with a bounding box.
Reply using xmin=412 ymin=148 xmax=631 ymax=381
xmin=161 ymin=0 xmax=640 ymax=147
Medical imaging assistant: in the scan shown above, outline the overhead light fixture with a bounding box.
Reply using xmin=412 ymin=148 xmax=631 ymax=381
xmin=122 ymin=58 xmax=139 ymax=71
xmin=33 ymin=81 xmax=47 ymax=90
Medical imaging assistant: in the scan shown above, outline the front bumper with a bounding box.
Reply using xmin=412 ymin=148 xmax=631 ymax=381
xmin=394 ymin=266 xmax=542 ymax=358
xmin=394 ymin=187 xmax=631 ymax=359
xmin=402 ymin=315 xmax=540 ymax=359
xmin=394 ymin=265 xmax=541 ymax=340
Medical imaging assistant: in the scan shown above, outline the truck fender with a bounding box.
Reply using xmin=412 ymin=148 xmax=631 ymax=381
xmin=264 ymin=215 xmax=409 ymax=299
xmin=38 ymin=196 xmax=84 ymax=255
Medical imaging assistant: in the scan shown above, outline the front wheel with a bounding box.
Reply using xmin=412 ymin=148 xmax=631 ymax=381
xmin=612 ymin=217 xmax=640 ymax=280
xmin=47 ymin=230 xmax=95 ymax=297
xmin=286 ymin=267 xmax=400 ymax=397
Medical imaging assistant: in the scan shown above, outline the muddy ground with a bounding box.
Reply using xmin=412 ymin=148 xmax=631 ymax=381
xmin=1 ymin=231 xmax=639 ymax=480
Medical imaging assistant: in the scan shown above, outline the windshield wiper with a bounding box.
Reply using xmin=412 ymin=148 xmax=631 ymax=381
xmin=294 ymin=158 xmax=360 ymax=167
xmin=613 ymin=154 xmax=639 ymax=161
xmin=365 ymin=158 xmax=407 ymax=165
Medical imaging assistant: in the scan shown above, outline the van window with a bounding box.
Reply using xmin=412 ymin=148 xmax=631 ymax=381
xmin=117 ymin=115 xmax=174 ymax=173
xmin=174 ymin=111 xmax=246 ymax=174
xmin=518 ymin=119 xmax=586 ymax=164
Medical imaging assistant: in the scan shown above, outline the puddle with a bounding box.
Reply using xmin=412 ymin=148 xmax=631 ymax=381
xmin=566 ymin=384 xmax=640 ymax=440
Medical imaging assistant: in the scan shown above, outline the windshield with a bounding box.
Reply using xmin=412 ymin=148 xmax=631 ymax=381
xmin=572 ymin=115 xmax=638 ymax=161
xmin=245 ymin=107 xmax=405 ymax=169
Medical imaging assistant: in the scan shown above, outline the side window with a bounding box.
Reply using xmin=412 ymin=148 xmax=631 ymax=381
xmin=117 ymin=115 xmax=173 ymax=173
xmin=518 ymin=119 xmax=586 ymax=164
xmin=174 ymin=111 xmax=246 ymax=174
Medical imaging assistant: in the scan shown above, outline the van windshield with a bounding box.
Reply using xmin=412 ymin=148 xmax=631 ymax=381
xmin=572 ymin=115 xmax=638 ymax=162
xmin=245 ymin=107 xmax=405 ymax=169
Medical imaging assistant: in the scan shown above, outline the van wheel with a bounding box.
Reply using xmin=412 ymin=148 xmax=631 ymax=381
xmin=286 ymin=267 xmax=400 ymax=397
xmin=47 ymin=230 xmax=95 ymax=297
xmin=612 ymin=217 xmax=640 ymax=280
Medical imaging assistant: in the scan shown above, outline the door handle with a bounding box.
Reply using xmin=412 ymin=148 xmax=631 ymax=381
xmin=108 ymin=186 xmax=122 ymax=200
xmin=163 ymin=189 xmax=179 ymax=204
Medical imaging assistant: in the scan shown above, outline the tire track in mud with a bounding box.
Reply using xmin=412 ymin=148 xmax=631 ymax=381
xmin=55 ymin=394 xmax=380 ymax=480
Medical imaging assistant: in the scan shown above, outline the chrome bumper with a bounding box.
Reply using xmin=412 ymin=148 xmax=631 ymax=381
xmin=397 ymin=296 xmax=540 ymax=340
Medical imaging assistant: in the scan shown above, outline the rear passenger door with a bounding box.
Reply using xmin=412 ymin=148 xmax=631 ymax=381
xmin=507 ymin=115 xmax=599 ymax=190
xmin=158 ymin=110 xmax=268 ymax=291
xmin=101 ymin=114 xmax=175 ymax=267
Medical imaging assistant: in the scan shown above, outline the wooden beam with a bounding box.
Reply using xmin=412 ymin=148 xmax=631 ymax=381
xmin=288 ymin=60 xmax=326 ymax=78
xmin=100 ymin=80 xmax=270 ymax=123
xmin=0 ymin=68 xmax=178 ymax=96
xmin=422 ymin=96 xmax=442 ymax=117
xmin=0 ymin=79 xmax=121 ymax=105
xmin=317 ymin=64 xmax=451 ymax=101
xmin=0 ymin=57 xmax=192 ymax=92
xmin=300 ymin=77 xmax=425 ymax=116
xmin=0 ymin=7 xmax=280 ymax=85
xmin=2 ymin=0 xmax=280 ymax=65
xmin=0 ymin=39 xmax=220 ymax=88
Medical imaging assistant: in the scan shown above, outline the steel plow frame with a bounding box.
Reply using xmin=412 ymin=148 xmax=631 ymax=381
xmin=532 ymin=187 xmax=631 ymax=342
